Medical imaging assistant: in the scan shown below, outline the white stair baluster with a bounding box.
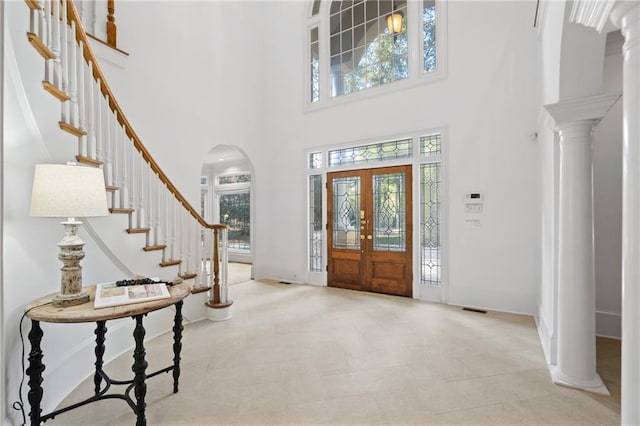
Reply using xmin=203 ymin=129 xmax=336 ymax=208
xmin=43 ymin=0 xmax=52 ymax=84
xmin=154 ymin=174 xmax=161 ymax=247
xmin=163 ymin=185 xmax=170 ymax=263
xmin=136 ymin=154 xmax=144 ymax=228
xmin=120 ymin=132 xmax=128 ymax=210
xmin=70 ymin=21 xmax=79 ymax=129
xmin=60 ymin=0 xmax=69 ymax=124
xmin=103 ymin=96 xmax=112 ymax=185
xmin=51 ymin=0 xmax=61 ymax=89
xmin=78 ymin=50 xmax=87 ymax=156
xmin=87 ymin=62 xmax=95 ymax=159
xmin=145 ymin=166 xmax=153 ymax=246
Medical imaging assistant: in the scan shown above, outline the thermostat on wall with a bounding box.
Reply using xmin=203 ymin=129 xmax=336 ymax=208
xmin=464 ymin=192 xmax=483 ymax=214
xmin=465 ymin=192 xmax=483 ymax=202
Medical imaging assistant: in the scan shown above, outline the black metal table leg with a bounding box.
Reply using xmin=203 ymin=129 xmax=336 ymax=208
xmin=94 ymin=320 xmax=107 ymax=394
xmin=26 ymin=320 xmax=44 ymax=426
xmin=172 ymin=301 xmax=184 ymax=393
xmin=132 ymin=314 xmax=148 ymax=426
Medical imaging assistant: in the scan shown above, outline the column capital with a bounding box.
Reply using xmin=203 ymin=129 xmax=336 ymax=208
xmin=610 ymin=1 xmax=640 ymax=29
xmin=544 ymin=93 xmax=621 ymax=128
xmin=570 ymin=0 xmax=617 ymax=32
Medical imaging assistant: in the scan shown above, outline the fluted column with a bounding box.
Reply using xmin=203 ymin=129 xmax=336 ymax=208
xmin=610 ymin=2 xmax=640 ymax=424
xmin=545 ymin=94 xmax=620 ymax=395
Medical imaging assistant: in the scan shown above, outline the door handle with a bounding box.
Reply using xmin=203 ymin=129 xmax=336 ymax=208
xmin=360 ymin=235 xmax=365 ymax=240
xmin=367 ymin=235 xmax=372 ymax=240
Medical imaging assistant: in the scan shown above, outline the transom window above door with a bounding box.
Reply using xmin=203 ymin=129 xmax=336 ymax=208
xmin=308 ymin=0 xmax=446 ymax=107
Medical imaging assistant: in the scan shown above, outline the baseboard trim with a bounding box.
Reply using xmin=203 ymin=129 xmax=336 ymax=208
xmin=596 ymin=310 xmax=621 ymax=339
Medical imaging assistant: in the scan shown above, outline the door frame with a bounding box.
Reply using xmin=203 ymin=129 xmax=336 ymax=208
xmin=327 ymin=165 xmax=413 ymax=297
xmin=304 ymin=128 xmax=448 ymax=303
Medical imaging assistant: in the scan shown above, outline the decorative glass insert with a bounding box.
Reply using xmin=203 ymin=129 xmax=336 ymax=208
xmin=309 ymin=151 xmax=323 ymax=169
xmin=219 ymin=174 xmax=251 ymax=185
xmin=332 ymin=176 xmax=360 ymax=249
xmin=423 ymin=0 xmax=437 ymax=72
xmin=329 ymin=0 xmax=408 ymax=97
xmin=309 ymin=175 xmax=323 ymax=272
xmin=421 ymin=162 xmax=441 ymax=284
xmin=311 ymin=27 xmax=320 ymax=102
xmin=328 ymin=138 xmax=412 ymax=167
xmin=420 ymin=133 xmax=441 ymax=156
xmin=219 ymin=191 xmax=251 ymax=251
xmin=373 ymin=171 xmax=406 ymax=252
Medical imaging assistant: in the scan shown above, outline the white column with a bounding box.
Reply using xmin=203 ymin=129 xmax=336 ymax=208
xmin=545 ymin=94 xmax=620 ymax=395
xmin=610 ymin=3 xmax=640 ymax=424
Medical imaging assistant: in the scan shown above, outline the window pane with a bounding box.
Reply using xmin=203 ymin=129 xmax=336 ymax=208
xmin=423 ymin=0 xmax=437 ymax=72
xmin=420 ymin=133 xmax=441 ymax=155
xmin=328 ymin=138 xmax=412 ymax=167
xmin=312 ymin=0 xmax=321 ymax=16
xmin=311 ymin=27 xmax=320 ymax=103
xmin=309 ymin=152 xmax=323 ymax=169
xmin=373 ymin=172 xmax=406 ymax=252
xmin=219 ymin=174 xmax=251 ymax=184
xmin=421 ymin=163 xmax=441 ymax=285
xmin=220 ymin=192 xmax=251 ymax=251
xmin=330 ymin=0 xmax=409 ymax=97
xmin=309 ymin=175 xmax=323 ymax=272
xmin=332 ymin=176 xmax=360 ymax=249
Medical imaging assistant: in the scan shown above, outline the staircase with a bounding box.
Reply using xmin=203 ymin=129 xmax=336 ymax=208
xmin=21 ymin=0 xmax=231 ymax=307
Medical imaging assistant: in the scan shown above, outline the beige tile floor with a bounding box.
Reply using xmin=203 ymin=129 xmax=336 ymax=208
xmin=49 ymin=270 xmax=620 ymax=425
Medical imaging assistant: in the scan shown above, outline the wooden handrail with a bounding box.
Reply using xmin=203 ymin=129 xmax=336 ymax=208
xmin=64 ymin=1 xmax=223 ymax=231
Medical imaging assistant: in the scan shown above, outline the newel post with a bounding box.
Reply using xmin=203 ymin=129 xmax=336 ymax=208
xmin=205 ymin=225 xmax=233 ymax=321
xmin=106 ymin=0 xmax=117 ymax=48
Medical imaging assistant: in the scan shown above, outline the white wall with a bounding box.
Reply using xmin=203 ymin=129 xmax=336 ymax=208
xmin=593 ymin=37 xmax=623 ymax=338
xmin=77 ymin=1 xmax=545 ymax=314
xmin=252 ymin=0 xmax=542 ymax=313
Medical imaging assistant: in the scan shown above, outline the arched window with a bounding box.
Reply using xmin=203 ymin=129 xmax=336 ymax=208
xmin=308 ymin=0 xmax=445 ymax=107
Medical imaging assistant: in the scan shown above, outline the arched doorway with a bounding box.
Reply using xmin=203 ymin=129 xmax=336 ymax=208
xmin=201 ymin=145 xmax=254 ymax=267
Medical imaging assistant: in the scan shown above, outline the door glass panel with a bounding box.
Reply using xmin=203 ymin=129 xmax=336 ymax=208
xmin=421 ymin=163 xmax=441 ymax=284
xmin=373 ymin=172 xmax=405 ymax=252
xmin=332 ymin=176 xmax=361 ymax=249
xmin=219 ymin=191 xmax=251 ymax=251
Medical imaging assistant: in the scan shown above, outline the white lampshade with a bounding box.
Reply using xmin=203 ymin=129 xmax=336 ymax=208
xmin=30 ymin=164 xmax=109 ymax=218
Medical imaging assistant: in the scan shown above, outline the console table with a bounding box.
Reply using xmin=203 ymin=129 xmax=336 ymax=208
xmin=25 ymin=283 xmax=191 ymax=426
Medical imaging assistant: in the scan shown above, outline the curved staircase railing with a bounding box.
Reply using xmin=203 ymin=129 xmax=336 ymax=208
xmin=23 ymin=0 xmax=232 ymax=308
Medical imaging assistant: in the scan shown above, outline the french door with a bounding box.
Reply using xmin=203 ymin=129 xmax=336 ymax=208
xmin=327 ymin=165 xmax=413 ymax=297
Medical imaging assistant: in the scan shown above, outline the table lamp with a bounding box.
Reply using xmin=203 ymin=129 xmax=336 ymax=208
xmin=30 ymin=164 xmax=109 ymax=307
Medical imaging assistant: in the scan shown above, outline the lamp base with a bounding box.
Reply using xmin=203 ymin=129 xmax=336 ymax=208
xmin=56 ymin=219 xmax=89 ymax=307
xmin=52 ymin=291 xmax=90 ymax=307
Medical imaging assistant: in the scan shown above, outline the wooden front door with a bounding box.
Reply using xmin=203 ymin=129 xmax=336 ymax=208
xmin=327 ymin=165 xmax=412 ymax=297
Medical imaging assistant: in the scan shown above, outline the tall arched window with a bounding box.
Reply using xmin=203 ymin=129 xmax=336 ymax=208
xmin=307 ymin=0 xmax=445 ymax=107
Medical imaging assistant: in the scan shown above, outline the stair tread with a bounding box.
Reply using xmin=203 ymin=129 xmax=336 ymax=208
xmin=109 ymin=208 xmax=134 ymax=214
xmin=160 ymin=259 xmax=182 ymax=267
xmin=126 ymin=228 xmax=150 ymax=234
xmin=59 ymin=121 xmax=86 ymax=137
xmin=27 ymin=32 xmax=55 ymax=60
xmin=43 ymin=81 xmax=70 ymax=102
xmin=76 ymin=155 xmax=103 ymax=167
xmin=105 ymin=185 xmax=119 ymax=192
xmin=191 ymin=286 xmax=211 ymax=295
xmin=179 ymin=273 xmax=198 ymax=280
xmin=143 ymin=244 xmax=166 ymax=252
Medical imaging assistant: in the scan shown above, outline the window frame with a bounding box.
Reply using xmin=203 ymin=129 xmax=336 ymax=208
xmin=215 ymin=172 xmax=252 ymax=255
xmin=304 ymin=0 xmax=448 ymax=112
xmin=304 ymin=127 xmax=448 ymax=303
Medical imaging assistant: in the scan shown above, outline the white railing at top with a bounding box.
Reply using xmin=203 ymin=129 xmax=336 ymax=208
xmin=24 ymin=0 xmax=231 ymax=307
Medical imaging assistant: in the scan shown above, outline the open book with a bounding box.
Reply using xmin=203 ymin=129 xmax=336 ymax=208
xmin=94 ymin=282 xmax=171 ymax=309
